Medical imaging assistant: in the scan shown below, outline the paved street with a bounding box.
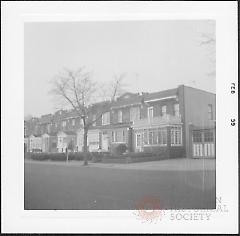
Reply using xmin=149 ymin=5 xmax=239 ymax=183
xmin=24 ymin=159 xmax=216 ymax=210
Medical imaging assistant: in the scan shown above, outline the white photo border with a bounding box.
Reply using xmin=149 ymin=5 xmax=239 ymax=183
xmin=2 ymin=1 xmax=238 ymax=234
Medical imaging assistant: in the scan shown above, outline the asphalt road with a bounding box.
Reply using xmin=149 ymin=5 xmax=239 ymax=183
xmin=24 ymin=161 xmax=216 ymax=210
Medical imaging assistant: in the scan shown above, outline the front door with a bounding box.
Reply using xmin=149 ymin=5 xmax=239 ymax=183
xmin=135 ymin=133 xmax=143 ymax=152
xmin=102 ymin=133 xmax=109 ymax=151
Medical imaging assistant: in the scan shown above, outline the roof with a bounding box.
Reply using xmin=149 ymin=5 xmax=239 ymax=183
xmin=97 ymin=122 xmax=132 ymax=130
xmin=183 ymin=85 xmax=216 ymax=95
xmin=30 ymin=134 xmax=42 ymax=138
xmin=57 ymin=130 xmax=76 ymax=136
xmin=144 ymin=88 xmax=177 ymax=101
xmin=111 ymin=88 xmax=178 ymax=108
xmin=39 ymin=114 xmax=53 ymax=124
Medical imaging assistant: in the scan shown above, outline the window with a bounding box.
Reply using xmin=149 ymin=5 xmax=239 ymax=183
xmin=204 ymin=131 xmax=214 ymax=142
xmin=80 ymin=119 xmax=84 ymax=126
xmin=208 ymin=104 xmax=213 ymax=120
xmin=136 ymin=134 xmax=141 ymax=147
xmin=153 ymin=130 xmax=158 ymax=144
xmin=102 ymin=112 xmax=110 ymax=125
xmin=112 ymin=130 xmax=125 ymax=143
xmin=123 ymin=130 xmax=126 ymax=142
xmin=144 ymin=129 xmax=148 ymax=145
xmin=117 ymin=110 xmax=123 ymax=123
xmin=130 ymin=106 xmax=140 ymax=122
xmin=115 ymin=131 xmax=119 ymax=142
xmin=193 ymin=131 xmax=202 ymax=143
xmin=171 ymin=126 xmax=182 ymax=145
xmin=47 ymin=124 xmax=51 ymax=133
xmin=92 ymin=114 xmax=96 ymax=126
xmin=174 ymin=104 xmax=180 ymax=117
xmin=148 ymin=107 xmax=154 ymax=119
xmin=148 ymin=131 xmax=153 ymax=144
xmin=62 ymin=120 xmax=66 ymax=127
xmin=158 ymin=128 xmax=167 ymax=145
xmin=161 ymin=105 xmax=167 ymax=116
xmin=72 ymin=119 xmax=75 ymax=126
xmin=143 ymin=128 xmax=167 ymax=146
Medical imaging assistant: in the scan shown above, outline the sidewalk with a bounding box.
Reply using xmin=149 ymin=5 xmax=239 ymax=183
xmin=25 ymin=158 xmax=215 ymax=171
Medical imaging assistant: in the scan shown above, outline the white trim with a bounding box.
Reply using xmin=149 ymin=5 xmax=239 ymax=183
xmin=133 ymin=123 xmax=183 ymax=130
xmin=111 ymin=141 xmax=126 ymax=144
xmin=144 ymin=144 xmax=167 ymax=147
xmin=111 ymin=103 xmax=142 ymax=110
xmin=147 ymin=106 xmax=154 ymax=120
xmin=62 ymin=115 xmax=80 ymax=120
xmin=145 ymin=95 xmax=177 ymax=103
xmin=171 ymin=144 xmax=182 ymax=147
xmin=110 ymin=95 xmax=177 ymax=110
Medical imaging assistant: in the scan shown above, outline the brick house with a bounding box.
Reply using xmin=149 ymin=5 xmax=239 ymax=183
xmin=29 ymin=134 xmax=42 ymax=152
xmin=25 ymin=85 xmax=215 ymax=158
xmin=57 ymin=131 xmax=77 ymax=153
xmin=85 ymin=85 xmax=215 ymax=158
xmin=41 ymin=132 xmax=58 ymax=153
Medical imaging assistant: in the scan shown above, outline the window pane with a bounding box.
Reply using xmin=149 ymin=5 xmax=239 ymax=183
xmin=149 ymin=131 xmax=153 ymax=144
xmin=153 ymin=129 xmax=157 ymax=144
xmin=208 ymin=104 xmax=213 ymax=120
xmin=162 ymin=105 xmax=167 ymax=116
xmin=171 ymin=126 xmax=182 ymax=145
xmin=174 ymin=104 xmax=180 ymax=116
xmin=137 ymin=134 xmax=141 ymax=146
xmin=204 ymin=131 xmax=214 ymax=142
xmin=144 ymin=130 xmax=148 ymax=145
xmin=193 ymin=131 xmax=202 ymax=142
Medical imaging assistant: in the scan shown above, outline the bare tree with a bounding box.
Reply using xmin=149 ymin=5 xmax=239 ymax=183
xmin=50 ymin=67 xmax=124 ymax=165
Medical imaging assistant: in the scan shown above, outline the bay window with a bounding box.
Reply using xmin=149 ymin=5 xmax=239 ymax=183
xmin=143 ymin=127 xmax=167 ymax=146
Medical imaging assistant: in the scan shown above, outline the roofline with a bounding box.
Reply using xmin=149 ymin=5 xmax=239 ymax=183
xmin=183 ymin=85 xmax=216 ymax=95
xmin=111 ymin=95 xmax=177 ymax=110
xmin=145 ymin=95 xmax=177 ymax=103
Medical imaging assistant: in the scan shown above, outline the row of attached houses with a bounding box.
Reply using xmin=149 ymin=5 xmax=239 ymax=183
xmin=24 ymin=85 xmax=216 ymax=158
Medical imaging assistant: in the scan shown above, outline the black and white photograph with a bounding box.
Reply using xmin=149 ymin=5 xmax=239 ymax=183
xmin=2 ymin=1 xmax=238 ymax=234
xmin=24 ymin=19 xmax=216 ymax=210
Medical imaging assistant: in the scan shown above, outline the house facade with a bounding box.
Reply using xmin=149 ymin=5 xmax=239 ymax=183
xmin=28 ymin=134 xmax=42 ymax=152
xmin=25 ymin=85 xmax=215 ymax=158
xmin=57 ymin=131 xmax=77 ymax=153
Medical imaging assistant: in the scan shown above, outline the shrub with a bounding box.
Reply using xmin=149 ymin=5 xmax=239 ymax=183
xmin=49 ymin=153 xmax=66 ymax=161
xmin=32 ymin=148 xmax=42 ymax=153
xmin=113 ymin=143 xmax=127 ymax=155
xmin=69 ymin=152 xmax=90 ymax=161
xmin=30 ymin=153 xmax=50 ymax=161
xmin=128 ymin=152 xmax=156 ymax=158
xmin=90 ymin=152 xmax=107 ymax=162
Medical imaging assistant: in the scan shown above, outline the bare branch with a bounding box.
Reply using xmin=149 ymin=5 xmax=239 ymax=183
xmin=50 ymin=68 xmax=126 ymax=131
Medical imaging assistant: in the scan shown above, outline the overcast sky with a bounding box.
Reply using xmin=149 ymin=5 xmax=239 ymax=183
xmin=24 ymin=20 xmax=215 ymax=117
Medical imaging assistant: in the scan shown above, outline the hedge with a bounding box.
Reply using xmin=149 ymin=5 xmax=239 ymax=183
xmin=29 ymin=152 xmax=110 ymax=162
xmin=30 ymin=153 xmax=50 ymax=161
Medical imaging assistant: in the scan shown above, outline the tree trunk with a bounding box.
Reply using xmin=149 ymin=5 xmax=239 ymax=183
xmin=66 ymin=148 xmax=69 ymax=162
xmin=83 ymin=127 xmax=88 ymax=165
